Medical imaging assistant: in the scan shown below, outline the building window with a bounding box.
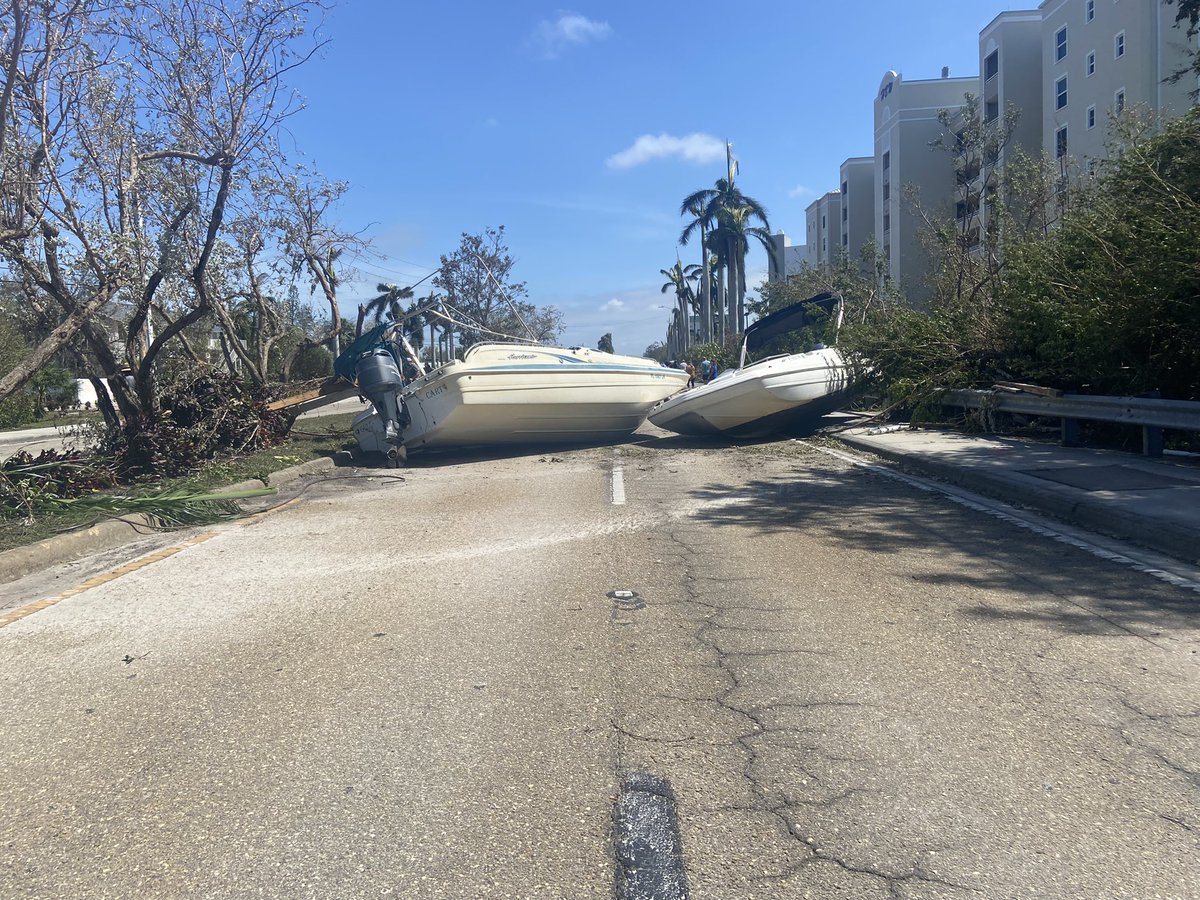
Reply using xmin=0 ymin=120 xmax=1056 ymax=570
xmin=1055 ymin=125 xmax=1068 ymax=158
xmin=1087 ymin=104 xmax=1096 ymax=128
xmin=842 ymin=234 xmax=848 ymax=247
xmin=984 ymin=50 xmax=998 ymax=80
xmin=1087 ymin=158 xmax=1097 ymax=176
xmin=985 ymin=98 xmax=999 ymax=122
xmin=1086 ymin=0 xmax=1095 ymax=22
xmin=1115 ymin=31 xmax=1125 ymax=58
xmin=882 ymin=150 xmax=890 ymax=171
xmin=1056 ymin=75 xmax=1068 ymax=109
xmin=1056 ymin=26 xmax=1068 ymax=61
xmin=1087 ymin=50 xmax=1096 ymax=76
xmin=883 ymin=212 xmax=890 ymax=232
xmin=841 ymin=180 xmax=848 ymax=196
xmin=821 ymin=214 xmax=826 ymax=229
xmin=1114 ymin=88 xmax=1125 ymax=113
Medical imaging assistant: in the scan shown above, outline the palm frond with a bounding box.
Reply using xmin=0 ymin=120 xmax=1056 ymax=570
xmin=47 ymin=486 xmax=277 ymax=527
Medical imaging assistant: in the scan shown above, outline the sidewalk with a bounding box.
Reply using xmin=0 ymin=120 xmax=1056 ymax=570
xmin=835 ymin=425 xmax=1200 ymax=567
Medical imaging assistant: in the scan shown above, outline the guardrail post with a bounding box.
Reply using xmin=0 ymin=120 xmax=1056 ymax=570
xmin=1141 ymin=390 xmax=1163 ymax=457
xmin=1142 ymin=425 xmax=1164 ymax=457
xmin=1061 ymin=417 xmax=1080 ymax=447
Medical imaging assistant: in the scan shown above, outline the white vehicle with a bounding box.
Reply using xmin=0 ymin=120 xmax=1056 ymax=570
xmin=648 ymin=294 xmax=852 ymax=437
xmin=353 ymin=342 xmax=688 ymax=458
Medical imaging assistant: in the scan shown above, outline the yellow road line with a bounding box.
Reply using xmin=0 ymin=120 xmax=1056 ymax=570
xmin=0 ymin=532 xmax=218 ymax=628
xmin=1 ymin=496 xmax=304 ymax=629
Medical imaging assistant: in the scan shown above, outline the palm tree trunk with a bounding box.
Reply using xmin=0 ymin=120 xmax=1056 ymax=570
xmin=715 ymin=264 xmax=726 ymax=345
xmin=736 ymin=251 xmax=746 ymax=335
xmin=725 ymin=239 xmax=736 ymax=340
xmin=677 ymin=296 xmax=688 ymax=353
xmin=699 ymin=225 xmax=712 ymax=343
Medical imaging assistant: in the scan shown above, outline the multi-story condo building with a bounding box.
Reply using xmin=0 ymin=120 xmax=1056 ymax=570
xmin=874 ymin=69 xmax=975 ymax=303
xmin=1041 ymin=0 xmax=1195 ymax=179
xmin=981 ymin=10 xmax=1045 ymax=159
xmin=766 ymin=232 xmax=807 ymax=282
xmin=805 ymin=190 xmax=842 ymax=267
xmin=838 ymin=156 xmax=875 ymax=268
xmin=777 ymin=2 xmax=1195 ymax=299
xmin=974 ymin=10 xmax=1046 ymax=238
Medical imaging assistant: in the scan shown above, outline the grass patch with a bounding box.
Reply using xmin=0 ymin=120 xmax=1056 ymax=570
xmin=161 ymin=412 xmax=357 ymax=492
xmin=0 ymin=412 xmax=358 ymax=556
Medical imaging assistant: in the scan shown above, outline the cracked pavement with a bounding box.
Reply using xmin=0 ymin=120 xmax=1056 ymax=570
xmin=1 ymin=434 xmax=1198 ymax=898
xmin=610 ymin=438 xmax=1200 ymax=899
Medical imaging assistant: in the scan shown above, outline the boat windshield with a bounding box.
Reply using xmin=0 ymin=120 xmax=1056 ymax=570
xmin=739 ymin=292 xmax=839 ymax=368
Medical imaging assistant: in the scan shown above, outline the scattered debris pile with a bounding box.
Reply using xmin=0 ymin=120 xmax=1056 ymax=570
xmin=101 ymin=370 xmax=296 ymax=479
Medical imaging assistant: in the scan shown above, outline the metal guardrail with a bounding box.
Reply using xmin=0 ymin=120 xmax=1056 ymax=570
xmin=942 ymin=389 xmax=1200 ymax=456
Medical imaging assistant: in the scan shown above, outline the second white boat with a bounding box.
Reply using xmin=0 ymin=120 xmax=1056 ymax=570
xmin=648 ymin=294 xmax=852 ymax=437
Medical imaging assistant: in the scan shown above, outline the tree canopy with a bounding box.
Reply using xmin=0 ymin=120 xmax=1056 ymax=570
xmin=432 ymin=226 xmax=562 ymax=348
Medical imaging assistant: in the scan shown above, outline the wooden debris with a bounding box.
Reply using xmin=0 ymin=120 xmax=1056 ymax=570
xmin=267 ymin=379 xmax=356 ymax=412
xmin=992 ymin=381 xmax=1064 ymax=398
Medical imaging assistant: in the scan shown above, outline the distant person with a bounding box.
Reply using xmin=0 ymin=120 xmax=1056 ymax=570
xmin=685 ymin=361 xmax=696 ymax=388
xmin=700 ymin=359 xmax=712 ymax=383
xmin=709 ymin=362 xmax=720 ymax=381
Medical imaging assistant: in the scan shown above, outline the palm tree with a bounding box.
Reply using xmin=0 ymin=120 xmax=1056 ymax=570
xmin=679 ymin=197 xmax=714 ymax=343
xmin=679 ymin=157 xmax=771 ymax=339
xmin=364 ymin=282 xmax=415 ymax=327
xmin=660 ymin=260 xmax=698 ymax=354
xmin=711 ymin=205 xmax=776 ymax=335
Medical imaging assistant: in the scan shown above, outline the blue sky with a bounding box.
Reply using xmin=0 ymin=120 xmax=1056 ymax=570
xmin=285 ymin=1 xmax=1033 ymax=355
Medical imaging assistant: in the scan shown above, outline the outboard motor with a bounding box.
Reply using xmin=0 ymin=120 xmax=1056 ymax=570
xmin=354 ymin=347 xmax=408 ymax=447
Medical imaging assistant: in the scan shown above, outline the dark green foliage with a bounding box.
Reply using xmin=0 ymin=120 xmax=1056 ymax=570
xmin=289 ymin=343 xmax=333 ymax=380
xmin=686 ymin=339 xmax=738 ymax=371
xmin=0 ymin=319 xmax=37 ymax=427
xmin=0 ymin=394 xmax=36 ymax=429
xmin=1000 ymin=109 xmax=1200 ymax=399
xmin=26 ymin=365 xmax=78 ymax=413
xmin=824 ymin=107 xmax=1200 ymax=412
xmin=100 ymin=370 xmax=295 ymax=479
xmin=643 ymin=341 xmax=669 ymax=363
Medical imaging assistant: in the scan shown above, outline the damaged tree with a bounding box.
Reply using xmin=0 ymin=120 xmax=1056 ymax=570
xmin=0 ymin=0 xmax=331 ymax=424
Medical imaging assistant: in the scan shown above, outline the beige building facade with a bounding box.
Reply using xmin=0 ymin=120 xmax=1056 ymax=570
xmin=874 ymin=70 xmax=974 ymax=302
xmin=1041 ymin=0 xmax=1196 ymax=178
xmin=777 ymin=2 xmax=1195 ymax=299
xmin=839 ymin=156 xmax=875 ymax=268
xmin=766 ymin=232 xmax=807 ymax=282
xmin=805 ymin=190 xmax=843 ymax=267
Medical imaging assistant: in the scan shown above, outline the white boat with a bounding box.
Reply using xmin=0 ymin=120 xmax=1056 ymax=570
xmin=648 ymin=294 xmax=852 ymax=437
xmin=353 ymin=342 xmax=689 ymax=455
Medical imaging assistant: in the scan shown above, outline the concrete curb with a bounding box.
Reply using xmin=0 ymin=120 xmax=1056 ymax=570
xmin=220 ymin=456 xmax=339 ymax=494
xmin=835 ymin=433 xmax=1200 ymax=567
xmin=0 ymin=456 xmax=339 ymax=586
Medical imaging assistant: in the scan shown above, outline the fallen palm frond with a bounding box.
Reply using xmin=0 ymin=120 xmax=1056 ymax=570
xmin=42 ymin=486 xmax=278 ymax=527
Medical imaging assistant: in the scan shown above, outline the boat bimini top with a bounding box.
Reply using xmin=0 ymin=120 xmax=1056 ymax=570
xmin=739 ymin=292 xmax=843 ymax=367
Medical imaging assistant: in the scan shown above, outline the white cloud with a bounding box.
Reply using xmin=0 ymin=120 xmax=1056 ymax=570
xmin=531 ymin=13 xmax=612 ymax=59
xmin=606 ymin=133 xmax=726 ymax=170
xmin=788 ymin=184 xmax=817 ymax=200
xmin=600 ymin=298 xmax=625 ymax=311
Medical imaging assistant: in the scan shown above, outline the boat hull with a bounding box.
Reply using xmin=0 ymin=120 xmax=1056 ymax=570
xmin=360 ymin=344 xmax=688 ymax=450
xmin=648 ymin=348 xmax=850 ymax=437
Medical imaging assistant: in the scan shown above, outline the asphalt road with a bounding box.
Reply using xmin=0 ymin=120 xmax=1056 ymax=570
xmin=0 ymin=424 xmax=84 ymax=462
xmin=1 ymin=434 xmax=1197 ymax=899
